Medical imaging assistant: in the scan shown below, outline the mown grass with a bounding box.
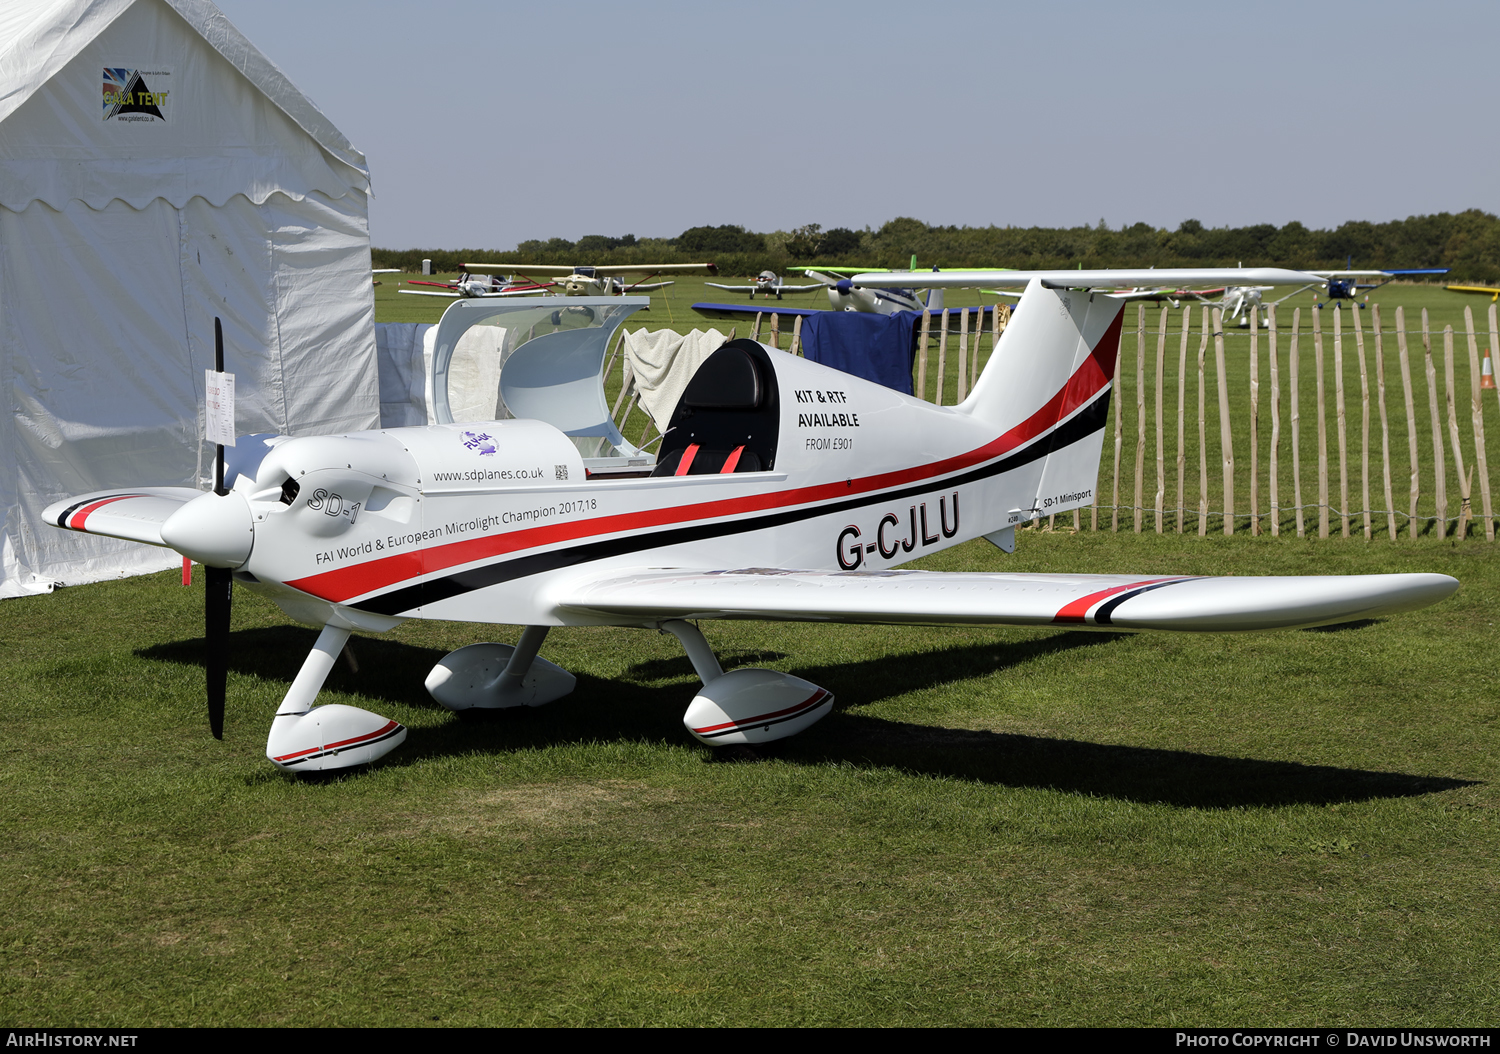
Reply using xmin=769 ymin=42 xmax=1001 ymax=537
xmin=1 ymin=527 xmax=1494 ymax=1026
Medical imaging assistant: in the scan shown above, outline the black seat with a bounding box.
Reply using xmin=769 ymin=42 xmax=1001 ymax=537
xmin=651 ymin=340 xmax=780 ymax=477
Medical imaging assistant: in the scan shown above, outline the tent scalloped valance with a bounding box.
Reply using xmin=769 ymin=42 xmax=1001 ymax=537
xmin=0 ymin=156 xmax=367 ymax=212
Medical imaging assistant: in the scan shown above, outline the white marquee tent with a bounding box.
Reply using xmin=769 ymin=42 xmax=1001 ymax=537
xmin=0 ymin=0 xmax=381 ymax=597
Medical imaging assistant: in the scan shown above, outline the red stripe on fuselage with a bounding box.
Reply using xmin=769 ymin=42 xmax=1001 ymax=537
xmin=288 ymin=311 xmax=1124 ymax=604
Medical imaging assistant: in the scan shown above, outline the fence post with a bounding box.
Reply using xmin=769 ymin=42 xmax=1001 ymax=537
xmin=1333 ymin=306 xmax=1350 ymax=538
xmin=935 ymin=309 xmax=950 ymax=407
xmin=1198 ymin=306 xmax=1210 ymax=536
xmin=790 ymin=314 xmax=804 ymax=356
xmin=1214 ymin=308 xmax=1234 ymax=535
xmin=611 ymin=356 xmax=636 ymax=425
xmin=1396 ymin=307 xmax=1420 ymax=538
xmin=1156 ymin=305 xmax=1167 ymax=533
xmin=1352 ymin=304 xmax=1372 ymax=540
xmin=916 ymin=309 xmax=931 ymax=401
xmin=972 ymin=308 xmax=982 ymax=390
xmin=1269 ymin=304 xmax=1281 ymax=537
xmin=1423 ymin=309 xmax=1447 ymax=539
xmin=1444 ymin=326 xmax=1471 ymax=539
xmin=1250 ymin=307 xmax=1261 ymax=535
xmin=1491 ymin=303 xmax=1500 ymax=419
xmin=1371 ymin=305 xmax=1397 ymax=541
xmin=1177 ymin=305 xmax=1190 ymax=532
xmin=1135 ymin=304 xmax=1146 ymax=533
xmin=1112 ymin=324 xmax=1125 ymax=532
xmin=1291 ymin=308 xmax=1305 ymax=538
xmin=751 ymin=311 xmax=763 ymax=343
xmin=1314 ymin=306 xmax=1329 ymax=538
xmin=1464 ymin=306 xmax=1494 ymax=541
xmin=956 ymin=307 xmax=970 ymax=402
xmin=769 ymin=312 xmax=780 ymax=350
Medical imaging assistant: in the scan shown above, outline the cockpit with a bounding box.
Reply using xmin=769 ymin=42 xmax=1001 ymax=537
xmin=428 ymin=297 xmax=780 ymax=480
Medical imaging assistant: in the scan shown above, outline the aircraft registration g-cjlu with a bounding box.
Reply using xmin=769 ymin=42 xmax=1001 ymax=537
xmin=47 ymin=271 xmax=1458 ymax=772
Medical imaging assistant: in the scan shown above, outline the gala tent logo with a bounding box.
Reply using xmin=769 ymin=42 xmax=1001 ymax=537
xmin=102 ymin=68 xmax=170 ymax=122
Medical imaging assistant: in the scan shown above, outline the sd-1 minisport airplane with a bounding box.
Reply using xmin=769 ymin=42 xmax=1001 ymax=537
xmin=48 ymin=272 xmax=1457 ymax=773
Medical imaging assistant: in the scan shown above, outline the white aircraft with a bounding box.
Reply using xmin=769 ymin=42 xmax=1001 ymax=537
xmin=463 ymin=262 xmax=717 ymax=297
xmin=705 ymin=270 xmax=826 ymax=300
xmin=400 ymin=273 xmax=554 ymax=299
xmin=47 ymin=271 xmax=1457 ymax=774
xmin=795 ymin=267 xmax=946 ymax=315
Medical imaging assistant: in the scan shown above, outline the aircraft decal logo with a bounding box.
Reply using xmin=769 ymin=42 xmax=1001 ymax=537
xmin=103 ymin=68 xmax=170 ymax=122
xmin=461 ymin=431 xmax=498 ymax=456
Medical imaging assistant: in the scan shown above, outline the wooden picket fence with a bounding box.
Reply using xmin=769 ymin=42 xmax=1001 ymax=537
xmin=1089 ymin=301 xmax=1500 ymax=541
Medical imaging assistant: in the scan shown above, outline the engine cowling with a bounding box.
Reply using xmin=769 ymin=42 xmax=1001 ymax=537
xmin=682 ymin=668 xmax=833 ymax=747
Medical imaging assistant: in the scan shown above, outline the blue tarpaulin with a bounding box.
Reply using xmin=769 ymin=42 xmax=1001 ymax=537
xmin=799 ymin=311 xmax=917 ymax=394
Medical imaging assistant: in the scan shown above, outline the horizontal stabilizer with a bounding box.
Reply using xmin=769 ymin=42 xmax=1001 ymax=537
xmin=43 ymin=487 xmax=204 ymax=547
xmin=557 ymin=569 xmax=1457 ymax=632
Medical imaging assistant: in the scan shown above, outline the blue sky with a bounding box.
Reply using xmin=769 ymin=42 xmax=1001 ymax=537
xmin=212 ymin=0 xmax=1500 ymax=250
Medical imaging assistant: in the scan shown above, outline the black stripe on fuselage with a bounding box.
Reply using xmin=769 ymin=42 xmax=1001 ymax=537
xmin=351 ymin=388 xmax=1112 ymax=616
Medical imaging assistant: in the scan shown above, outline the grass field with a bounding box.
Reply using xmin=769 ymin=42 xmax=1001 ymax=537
xmin=1 ymin=275 xmax=1495 ymax=1026
xmin=1 ymin=527 xmax=1495 ymax=1026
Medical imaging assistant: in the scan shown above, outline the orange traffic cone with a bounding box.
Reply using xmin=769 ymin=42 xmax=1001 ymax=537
xmin=1484 ymin=351 xmax=1496 ymax=391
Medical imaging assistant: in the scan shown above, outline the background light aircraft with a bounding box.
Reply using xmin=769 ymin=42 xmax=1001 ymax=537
xmin=400 ymin=273 xmax=554 ymax=299
xmin=463 ymin=262 xmax=717 ymax=296
xmin=1448 ymin=283 xmax=1500 ymax=302
xmin=47 ymin=270 xmax=1456 ymax=774
xmin=705 ymin=270 xmax=826 ymax=300
xmin=1311 ymin=267 xmax=1450 ymax=301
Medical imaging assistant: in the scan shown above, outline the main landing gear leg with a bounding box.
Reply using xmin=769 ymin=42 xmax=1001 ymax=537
xmin=658 ymin=620 xmax=835 ymax=747
xmin=265 ymin=623 xmax=407 ymax=772
xmin=424 ymin=626 xmax=577 ymax=711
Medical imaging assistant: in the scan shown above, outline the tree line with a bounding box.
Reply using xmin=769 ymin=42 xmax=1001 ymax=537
xmin=372 ymin=211 xmax=1500 ymax=281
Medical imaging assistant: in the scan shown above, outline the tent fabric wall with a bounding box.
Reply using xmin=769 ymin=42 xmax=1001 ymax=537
xmin=376 ymin=323 xmax=435 ymax=428
xmin=0 ymin=0 xmax=379 ymax=598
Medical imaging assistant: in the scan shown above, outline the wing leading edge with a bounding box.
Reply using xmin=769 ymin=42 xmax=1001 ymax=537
xmin=556 ymin=568 xmax=1458 ymax=632
xmin=43 ymin=487 xmax=204 ymax=547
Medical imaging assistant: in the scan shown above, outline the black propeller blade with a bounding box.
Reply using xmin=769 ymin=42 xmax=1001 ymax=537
xmin=206 ymin=317 xmax=231 ymax=740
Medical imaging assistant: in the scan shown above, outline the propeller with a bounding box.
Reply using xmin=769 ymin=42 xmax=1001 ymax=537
xmin=206 ymin=317 xmax=230 ymax=739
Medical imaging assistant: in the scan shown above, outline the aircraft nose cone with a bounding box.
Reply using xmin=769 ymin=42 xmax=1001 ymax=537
xmin=160 ymin=490 xmax=253 ymax=568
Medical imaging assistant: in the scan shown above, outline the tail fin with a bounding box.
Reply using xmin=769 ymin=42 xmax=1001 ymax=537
xmin=923 ymin=264 xmax=944 ymax=312
xmin=959 ymin=279 xmax=1125 ymax=521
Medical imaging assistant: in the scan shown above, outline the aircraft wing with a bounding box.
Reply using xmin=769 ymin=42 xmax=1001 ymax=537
xmin=852 ymin=268 xmax=1325 ymax=290
xmin=1311 ymin=269 xmax=1449 ymax=278
xmin=464 ymin=263 xmax=717 ymax=276
xmin=43 ymin=487 xmax=203 ymax=547
xmin=556 ymin=568 xmax=1457 ymax=633
xmin=1447 ymin=284 xmax=1500 ymax=298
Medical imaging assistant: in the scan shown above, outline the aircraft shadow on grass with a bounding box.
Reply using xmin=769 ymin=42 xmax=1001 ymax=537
xmin=139 ymin=627 xmax=1473 ymax=808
